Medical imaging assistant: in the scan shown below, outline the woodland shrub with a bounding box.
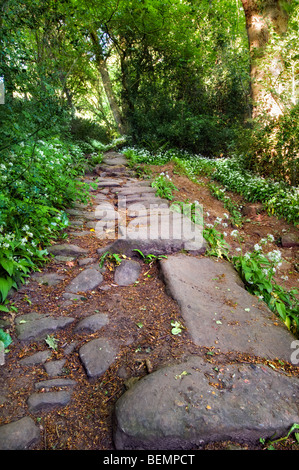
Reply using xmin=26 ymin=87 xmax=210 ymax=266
xmin=70 ymin=117 xmax=111 ymax=144
xmin=0 ymin=136 xmax=91 ymax=305
xmin=246 ymin=105 xmax=299 ymax=186
xmin=129 ymin=98 xmax=240 ymax=157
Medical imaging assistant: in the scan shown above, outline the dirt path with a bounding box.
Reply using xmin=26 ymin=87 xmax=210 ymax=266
xmin=0 ymin=151 xmax=298 ymax=451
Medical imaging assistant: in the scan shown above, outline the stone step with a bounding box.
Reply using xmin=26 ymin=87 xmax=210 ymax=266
xmin=79 ymin=338 xmax=118 ymax=379
xmin=64 ymin=268 xmax=103 ymax=294
xmin=114 ymin=356 xmax=299 ymax=450
xmin=0 ymin=417 xmax=40 ymax=450
xmin=27 ymin=391 xmax=72 ymax=413
xmin=15 ymin=313 xmax=75 ymax=342
xmin=34 ymin=378 xmax=77 ymax=390
xmin=159 ymin=254 xmax=296 ymax=362
xmin=44 ymin=358 xmax=66 ymax=377
xmin=102 ymin=155 xmax=128 ymax=167
xmin=47 ymin=244 xmax=88 ymax=257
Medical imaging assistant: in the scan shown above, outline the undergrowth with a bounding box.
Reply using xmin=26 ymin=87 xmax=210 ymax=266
xmin=123 ymin=147 xmax=299 ymax=225
xmin=0 ymin=136 xmax=102 ymax=307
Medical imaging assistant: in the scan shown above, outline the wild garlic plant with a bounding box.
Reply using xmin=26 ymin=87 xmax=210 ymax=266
xmin=232 ymin=232 xmax=299 ymax=333
xmin=151 ymin=173 xmax=178 ymax=200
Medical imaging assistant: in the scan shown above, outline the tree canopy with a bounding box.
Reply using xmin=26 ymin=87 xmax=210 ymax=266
xmin=0 ymin=0 xmax=298 ymax=167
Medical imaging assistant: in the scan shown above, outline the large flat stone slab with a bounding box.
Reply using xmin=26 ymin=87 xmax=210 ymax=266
xmin=34 ymin=378 xmax=77 ymax=390
xmin=113 ymin=186 xmax=157 ymax=196
xmin=79 ymin=338 xmax=117 ymax=379
xmin=27 ymin=391 xmax=72 ymax=413
xmin=98 ymin=236 xmax=206 ymax=258
xmin=92 ymin=193 xmax=110 ymax=202
xmin=102 ymin=155 xmax=128 ymax=166
xmin=44 ymin=359 xmax=66 ymax=377
xmin=97 ymin=207 xmax=205 ymax=256
xmin=118 ymin=199 xmax=169 ymax=209
xmin=74 ymin=313 xmax=109 ymax=333
xmin=97 ymin=166 xmax=131 ymax=177
xmin=160 ymin=255 xmax=296 ymax=362
xmin=0 ymin=417 xmax=40 ymax=450
xmin=15 ymin=313 xmax=75 ymax=342
xmin=65 ymin=268 xmax=103 ymax=294
xmin=47 ymin=244 xmax=88 ymax=257
xmin=114 ymin=356 xmax=299 ymax=450
xmin=114 ymin=260 xmax=141 ymax=286
xmin=97 ymin=179 xmax=123 ymax=188
xmin=19 ymin=350 xmax=52 ymax=365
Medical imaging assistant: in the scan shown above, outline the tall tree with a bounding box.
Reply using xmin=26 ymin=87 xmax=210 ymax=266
xmin=90 ymin=30 xmax=126 ymax=135
xmin=241 ymin=0 xmax=290 ymax=119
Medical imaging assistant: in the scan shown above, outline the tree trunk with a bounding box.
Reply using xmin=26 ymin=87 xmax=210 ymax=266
xmin=90 ymin=31 xmax=126 ymax=135
xmin=241 ymin=0 xmax=290 ymax=119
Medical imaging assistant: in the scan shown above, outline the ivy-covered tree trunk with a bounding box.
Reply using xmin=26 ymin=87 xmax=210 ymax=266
xmin=241 ymin=0 xmax=290 ymax=119
xmin=90 ymin=31 xmax=126 ymax=135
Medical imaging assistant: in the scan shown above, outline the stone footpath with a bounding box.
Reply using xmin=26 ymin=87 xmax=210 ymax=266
xmin=0 ymin=151 xmax=298 ymax=450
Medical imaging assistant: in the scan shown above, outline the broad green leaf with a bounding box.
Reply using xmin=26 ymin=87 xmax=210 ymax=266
xmin=276 ymin=301 xmax=286 ymax=321
xmin=0 ymin=277 xmax=13 ymax=302
xmin=0 ymin=305 xmax=10 ymax=312
xmin=0 ymin=329 xmax=12 ymax=348
xmin=0 ymin=258 xmax=15 ymax=277
xmin=45 ymin=335 xmax=58 ymax=351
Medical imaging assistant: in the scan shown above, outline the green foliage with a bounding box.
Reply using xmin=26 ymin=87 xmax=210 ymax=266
xmin=70 ymin=118 xmax=111 ymax=144
xmin=232 ymin=239 xmax=299 ymax=334
xmin=113 ymin=0 xmax=250 ymax=155
xmin=0 ymin=329 xmax=13 ymax=349
xmin=125 ymin=149 xmax=143 ymax=169
xmin=170 ymin=200 xmax=203 ymax=226
xmin=45 ymin=334 xmax=59 ymax=351
xmin=0 ymin=137 xmax=89 ymax=304
xmin=203 ymin=226 xmax=230 ymax=259
xmin=212 ymin=157 xmax=299 ymax=225
xmin=208 ymin=183 xmax=244 ymax=227
xmin=151 ymin=173 xmax=178 ymax=201
xmin=247 ymin=105 xmax=299 ymax=186
xmin=124 ymin=147 xmax=298 ymax=225
xmin=99 ymin=252 xmax=125 ymax=269
xmin=134 ymin=165 xmax=152 ymax=179
xmin=133 ymin=249 xmax=167 ymax=266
